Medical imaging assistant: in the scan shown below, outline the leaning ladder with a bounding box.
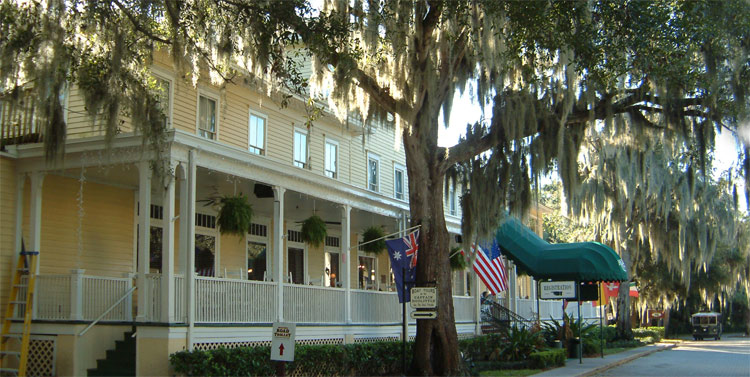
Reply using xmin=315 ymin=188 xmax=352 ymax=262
xmin=0 ymin=251 xmax=39 ymax=377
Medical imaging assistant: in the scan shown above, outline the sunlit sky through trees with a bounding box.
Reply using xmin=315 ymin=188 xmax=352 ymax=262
xmin=437 ymin=90 xmax=748 ymax=211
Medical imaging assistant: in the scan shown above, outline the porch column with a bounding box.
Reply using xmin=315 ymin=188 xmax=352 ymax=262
xmin=341 ymin=204 xmax=351 ymax=323
xmin=474 ymin=269 xmax=481 ymax=335
xmin=29 ymin=172 xmax=44 ymax=318
xmin=14 ymin=173 xmax=24 ymax=255
xmin=161 ymin=161 xmax=177 ymax=323
xmin=136 ymin=161 xmax=151 ymax=322
xmin=185 ymin=151 xmax=197 ymax=350
xmin=273 ymin=186 xmax=286 ymax=322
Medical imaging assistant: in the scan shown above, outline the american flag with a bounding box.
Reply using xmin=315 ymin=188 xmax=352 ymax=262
xmin=472 ymin=240 xmax=508 ymax=294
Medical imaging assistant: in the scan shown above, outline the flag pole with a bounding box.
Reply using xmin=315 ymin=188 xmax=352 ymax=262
xmin=346 ymin=225 xmax=421 ymax=252
xmin=402 ymin=266 xmax=407 ymax=375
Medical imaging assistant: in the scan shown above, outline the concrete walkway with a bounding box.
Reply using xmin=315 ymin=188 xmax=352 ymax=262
xmin=533 ymin=343 xmax=677 ymax=377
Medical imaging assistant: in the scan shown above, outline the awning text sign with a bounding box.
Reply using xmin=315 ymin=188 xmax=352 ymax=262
xmin=410 ymin=287 xmax=437 ymax=309
xmin=270 ymin=322 xmax=296 ymax=362
xmin=540 ymin=281 xmax=577 ymax=300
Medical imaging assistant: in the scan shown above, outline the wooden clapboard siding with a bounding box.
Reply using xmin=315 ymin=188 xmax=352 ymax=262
xmin=172 ymin=78 xmax=198 ymax=135
xmin=21 ymin=174 xmax=134 ymax=277
xmin=218 ymin=232 xmax=245 ymax=278
xmin=0 ymin=156 xmax=18 ymax=321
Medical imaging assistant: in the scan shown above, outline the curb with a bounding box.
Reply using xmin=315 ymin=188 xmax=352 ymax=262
xmin=576 ymin=344 xmax=676 ymax=377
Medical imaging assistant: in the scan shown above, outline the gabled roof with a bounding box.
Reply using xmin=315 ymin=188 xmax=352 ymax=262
xmin=495 ymin=217 xmax=628 ymax=282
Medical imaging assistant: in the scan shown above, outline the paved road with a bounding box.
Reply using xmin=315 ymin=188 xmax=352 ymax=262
xmin=596 ymin=337 xmax=750 ymax=377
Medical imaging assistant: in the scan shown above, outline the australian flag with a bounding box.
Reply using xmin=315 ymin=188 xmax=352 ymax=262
xmin=386 ymin=230 xmax=419 ymax=303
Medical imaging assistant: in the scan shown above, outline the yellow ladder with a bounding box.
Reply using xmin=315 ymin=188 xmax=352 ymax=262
xmin=0 ymin=251 xmax=38 ymax=377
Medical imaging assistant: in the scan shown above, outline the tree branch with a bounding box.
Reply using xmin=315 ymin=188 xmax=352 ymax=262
xmin=112 ymin=0 xmax=171 ymax=45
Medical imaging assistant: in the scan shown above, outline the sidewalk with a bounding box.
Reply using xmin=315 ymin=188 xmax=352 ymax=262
xmin=533 ymin=343 xmax=677 ymax=377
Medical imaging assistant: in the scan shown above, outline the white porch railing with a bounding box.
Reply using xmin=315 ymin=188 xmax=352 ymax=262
xmin=283 ymin=284 xmax=345 ymax=323
xmin=174 ymin=275 xmax=185 ymax=323
xmin=145 ymin=274 xmax=162 ymax=321
xmin=82 ymin=275 xmax=133 ymax=321
xmin=33 ymin=275 xmax=71 ymax=320
xmin=453 ymin=296 xmax=475 ymax=322
xmin=195 ymin=277 xmax=276 ymax=323
xmin=351 ymin=290 xmax=401 ymax=323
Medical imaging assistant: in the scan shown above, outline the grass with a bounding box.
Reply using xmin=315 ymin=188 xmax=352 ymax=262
xmin=479 ymin=369 xmax=543 ymax=376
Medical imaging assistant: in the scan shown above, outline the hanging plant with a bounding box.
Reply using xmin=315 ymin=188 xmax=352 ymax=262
xmin=301 ymin=215 xmax=327 ymax=247
xmin=449 ymin=247 xmax=469 ymax=270
xmin=361 ymin=226 xmax=386 ymax=254
xmin=216 ymin=193 xmax=253 ymax=236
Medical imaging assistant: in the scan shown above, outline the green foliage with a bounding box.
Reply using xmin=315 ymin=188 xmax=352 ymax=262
xmin=499 ymin=325 xmax=545 ymax=362
xmin=527 ymin=349 xmax=566 ymax=369
xmin=601 ymin=325 xmax=617 ymax=344
xmin=170 ymin=341 xmax=413 ymax=376
xmin=360 ymin=226 xmax=386 ymax=254
xmin=633 ymin=327 xmax=664 ymax=342
xmin=457 ymin=334 xmax=505 ymax=362
xmin=300 ymin=215 xmax=327 ymax=247
xmin=450 ymin=247 xmax=468 ymax=270
xmin=217 ymin=194 xmax=253 ymax=236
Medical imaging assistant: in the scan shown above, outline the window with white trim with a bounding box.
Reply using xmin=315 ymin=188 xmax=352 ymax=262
xmin=248 ymin=111 xmax=266 ymax=155
xmin=394 ymin=164 xmax=405 ymax=200
xmin=449 ymin=185 xmax=457 ymax=216
xmin=367 ymin=153 xmax=380 ymax=192
xmin=198 ymin=94 xmax=217 ymax=140
xmin=153 ymin=76 xmax=172 ymax=128
xmin=293 ymin=129 xmax=307 ymax=168
xmin=325 ymin=139 xmax=338 ymax=178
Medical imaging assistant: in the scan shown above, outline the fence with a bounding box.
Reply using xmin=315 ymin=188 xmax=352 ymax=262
xmin=283 ymin=284 xmax=345 ymax=323
xmin=195 ymin=277 xmax=277 ymax=323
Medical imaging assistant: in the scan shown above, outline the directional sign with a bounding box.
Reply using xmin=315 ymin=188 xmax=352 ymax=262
xmin=539 ymin=281 xmax=577 ymax=300
xmin=411 ymin=311 xmax=437 ymax=319
xmin=270 ymin=322 xmax=296 ymax=362
xmin=410 ymin=287 xmax=437 ymax=309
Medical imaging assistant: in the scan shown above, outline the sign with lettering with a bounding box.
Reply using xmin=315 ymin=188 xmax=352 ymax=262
xmin=270 ymin=322 xmax=296 ymax=362
xmin=539 ymin=281 xmax=577 ymax=300
xmin=410 ymin=287 xmax=437 ymax=309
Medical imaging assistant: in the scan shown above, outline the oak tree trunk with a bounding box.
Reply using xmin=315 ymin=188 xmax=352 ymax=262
xmin=616 ymin=247 xmax=633 ymax=339
xmin=403 ymin=110 xmax=461 ymax=375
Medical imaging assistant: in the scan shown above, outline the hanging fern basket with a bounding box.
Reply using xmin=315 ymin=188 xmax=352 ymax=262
xmin=217 ymin=193 xmax=253 ymax=236
xmin=301 ymin=215 xmax=327 ymax=247
xmin=449 ymin=247 xmax=469 ymax=270
xmin=361 ymin=226 xmax=386 ymax=254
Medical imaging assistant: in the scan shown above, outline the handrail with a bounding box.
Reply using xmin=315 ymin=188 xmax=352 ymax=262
xmin=78 ymin=286 xmax=136 ymax=337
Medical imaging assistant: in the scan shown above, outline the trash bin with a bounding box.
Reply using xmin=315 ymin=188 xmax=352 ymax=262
xmin=568 ymin=338 xmax=580 ymax=358
xmin=553 ymin=340 xmax=563 ymax=349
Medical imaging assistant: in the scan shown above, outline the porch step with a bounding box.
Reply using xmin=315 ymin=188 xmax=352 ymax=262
xmin=87 ymin=329 xmax=136 ymax=377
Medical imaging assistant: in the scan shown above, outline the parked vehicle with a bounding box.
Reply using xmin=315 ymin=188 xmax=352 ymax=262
xmin=691 ymin=312 xmax=722 ymax=340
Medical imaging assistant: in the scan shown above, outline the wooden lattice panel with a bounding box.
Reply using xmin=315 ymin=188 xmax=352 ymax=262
xmin=353 ymin=336 xmax=398 ymax=343
xmin=194 ymin=340 xmax=271 ymax=350
xmin=295 ymin=338 xmax=343 ymax=346
xmin=26 ymin=337 xmax=56 ymax=377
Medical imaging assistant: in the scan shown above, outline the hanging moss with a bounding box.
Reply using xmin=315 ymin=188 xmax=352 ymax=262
xmin=217 ymin=193 xmax=253 ymax=236
xmin=301 ymin=215 xmax=327 ymax=247
xmin=449 ymin=247 xmax=468 ymax=271
xmin=361 ymin=226 xmax=386 ymax=254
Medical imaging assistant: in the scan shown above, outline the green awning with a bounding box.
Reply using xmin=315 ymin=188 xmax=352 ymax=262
xmin=495 ymin=217 xmax=628 ymax=282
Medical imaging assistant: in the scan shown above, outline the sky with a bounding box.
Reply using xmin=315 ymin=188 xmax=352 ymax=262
xmin=437 ymin=90 xmax=748 ymax=210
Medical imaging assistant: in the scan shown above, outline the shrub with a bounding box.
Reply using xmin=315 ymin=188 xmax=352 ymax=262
xmin=170 ymin=341 xmax=413 ymax=376
xmin=601 ymin=325 xmax=617 ymax=343
xmin=458 ymin=334 xmax=504 ymax=361
xmin=500 ymin=325 xmax=544 ymax=361
xmin=633 ymin=327 xmax=664 ymax=341
xmin=528 ymin=349 xmax=566 ymax=369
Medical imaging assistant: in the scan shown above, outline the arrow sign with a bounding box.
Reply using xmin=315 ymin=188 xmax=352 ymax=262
xmin=271 ymin=322 xmax=295 ymax=362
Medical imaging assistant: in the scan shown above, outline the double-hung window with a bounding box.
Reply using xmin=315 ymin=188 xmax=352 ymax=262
xmin=394 ymin=164 xmax=405 ymax=200
xmin=198 ymin=94 xmax=217 ymax=140
xmin=154 ymin=77 xmax=171 ymax=128
xmin=367 ymin=153 xmax=380 ymax=192
xmin=293 ymin=129 xmax=308 ymax=168
xmin=449 ymin=185 xmax=457 ymax=216
xmin=248 ymin=111 xmax=266 ymax=155
xmin=325 ymin=139 xmax=338 ymax=178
